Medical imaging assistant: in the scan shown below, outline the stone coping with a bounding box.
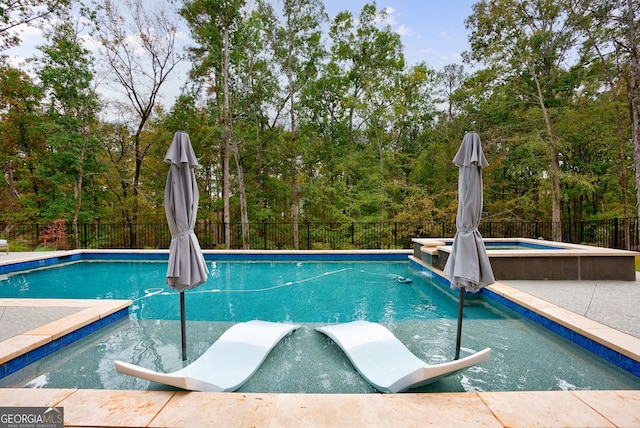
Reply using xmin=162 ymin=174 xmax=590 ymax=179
xmin=412 ymin=237 xmax=640 ymax=257
xmin=0 ymin=388 xmax=639 ymax=427
xmin=0 ymin=299 xmax=131 ymax=365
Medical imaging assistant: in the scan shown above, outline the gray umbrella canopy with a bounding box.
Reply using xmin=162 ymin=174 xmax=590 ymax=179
xmin=443 ymin=132 xmax=494 ymax=360
xmin=443 ymin=132 xmax=495 ymax=292
xmin=165 ymin=131 xmax=208 ymax=291
xmin=164 ymin=131 xmax=209 ymax=360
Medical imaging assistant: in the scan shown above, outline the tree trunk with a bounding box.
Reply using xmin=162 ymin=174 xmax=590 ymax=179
xmin=231 ymin=137 xmax=250 ymax=249
xmin=582 ymin=21 xmax=631 ymax=247
xmin=222 ymin=24 xmax=232 ymax=249
xmin=7 ymin=162 xmax=19 ymax=198
xmin=627 ymin=0 xmax=640 ymax=251
xmin=531 ymin=67 xmax=562 ymax=241
xmin=73 ymin=131 xmax=87 ymax=249
xmin=288 ymin=40 xmax=300 ymax=250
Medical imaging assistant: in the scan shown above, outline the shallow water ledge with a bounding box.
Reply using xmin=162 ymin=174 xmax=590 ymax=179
xmin=410 ymin=255 xmax=640 ymax=377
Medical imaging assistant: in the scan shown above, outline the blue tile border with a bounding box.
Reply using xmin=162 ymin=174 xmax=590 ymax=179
xmin=80 ymin=252 xmax=169 ymax=261
xmin=0 ymin=251 xmax=411 ymax=273
xmin=484 ymin=241 xmax=564 ymax=250
xmin=410 ymin=258 xmax=640 ymax=378
xmin=204 ymin=252 xmax=411 ymax=262
xmin=0 ymin=253 xmax=82 ymax=274
xmin=0 ymin=307 xmax=129 ymax=380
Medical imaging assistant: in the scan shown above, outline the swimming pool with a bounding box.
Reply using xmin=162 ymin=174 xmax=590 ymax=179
xmin=0 ymin=254 xmax=639 ymax=393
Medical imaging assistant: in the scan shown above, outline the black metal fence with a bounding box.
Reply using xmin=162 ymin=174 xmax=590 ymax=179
xmin=2 ymin=218 xmax=639 ymax=251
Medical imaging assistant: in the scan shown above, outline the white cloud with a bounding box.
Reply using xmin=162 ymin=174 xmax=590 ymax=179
xmin=440 ymin=53 xmax=463 ymax=62
xmin=5 ymin=54 xmax=30 ymax=69
xmin=80 ymin=34 xmax=102 ymax=53
xmin=396 ymin=24 xmax=412 ymax=36
xmin=378 ymin=7 xmax=397 ymax=25
xmin=375 ymin=6 xmax=415 ymax=38
xmin=176 ymin=30 xmax=189 ymax=41
xmin=15 ymin=25 xmax=44 ymax=40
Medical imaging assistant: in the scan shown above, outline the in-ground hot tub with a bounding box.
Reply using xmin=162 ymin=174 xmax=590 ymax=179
xmin=412 ymin=237 xmax=639 ymax=281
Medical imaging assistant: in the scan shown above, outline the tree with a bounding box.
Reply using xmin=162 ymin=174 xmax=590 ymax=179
xmin=0 ymin=0 xmax=70 ymax=51
xmin=466 ymin=0 xmax=588 ymax=240
xmin=389 ymin=62 xmax=437 ymax=201
xmin=38 ymin=15 xmax=101 ymax=247
xmin=262 ymin=0 xmax=326 ymax=248
xmin=183 ymin=0 xmax=288 ymax=249
xmin=181 ymin=0 xmax=246 ymax=248
xmin=0 ymin=66 xmax=43 ymax=220
xmin=572 ymin=0 xmax=632 ymax=243
xmin=621 ymin=0 xmax=640 ymax=226
xmin=435 ymin=63 xmax=468 ymax=122
xmin=97 ymin=0 xmax=182 ymax=245
xmin=326 ymin=3 xmax=405 ymax=243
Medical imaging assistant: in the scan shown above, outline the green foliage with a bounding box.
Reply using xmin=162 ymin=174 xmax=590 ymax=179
xmin=0 ymin=0 xmax=639 ymax=242
xmin=0 ymin=0 xmax=71 ymax=50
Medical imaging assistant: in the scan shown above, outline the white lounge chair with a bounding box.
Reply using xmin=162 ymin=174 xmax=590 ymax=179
xmin=0 ymin=239 xmax=7 ymax=255
xmin=317 ymin=320 xmax=491 ymax=393
xmin=115 ymin=320 xmax=299 ymax=392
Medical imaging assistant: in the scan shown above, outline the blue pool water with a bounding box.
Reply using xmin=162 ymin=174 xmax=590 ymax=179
xmin=1 ymin=258 xmax=639 ymax=393
xmin=442 ymin=241 xmax=565 ymax=251
xmin=0 ymin=260 xmax=492 ymax=323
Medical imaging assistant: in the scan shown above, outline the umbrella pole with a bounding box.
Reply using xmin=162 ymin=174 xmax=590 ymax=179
xmin=180 ymin=291 xmax=187 ymax=361
xmin=454 ymin=288 xmax=464 ymax=360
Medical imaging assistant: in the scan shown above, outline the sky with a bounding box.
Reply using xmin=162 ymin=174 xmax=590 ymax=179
xmin=4 ymin=0 xmax=479 ymax=109
xmin=321 ymin=0 xmax=478 ymax=71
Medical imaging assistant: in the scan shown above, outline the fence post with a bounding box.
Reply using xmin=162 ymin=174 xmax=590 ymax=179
xmin=262 ymin=221 xmax=267 ymax=250
xmin=393 ymin=222 xmax=397 ymax=247
xmin=351 ymin=222 xmax=355 ymax=246
xmin=613 ymin=218 xmax=619 ymax=249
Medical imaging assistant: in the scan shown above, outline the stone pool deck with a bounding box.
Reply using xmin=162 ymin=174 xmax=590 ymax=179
xmin=0 ymin=250 xmax=639 ymax=427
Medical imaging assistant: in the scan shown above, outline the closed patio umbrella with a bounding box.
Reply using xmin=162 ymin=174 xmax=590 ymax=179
xmin=443 ymin=132 xmax=495 ymax=360
xmin=164 ymin=131 xmax=209 ymax=361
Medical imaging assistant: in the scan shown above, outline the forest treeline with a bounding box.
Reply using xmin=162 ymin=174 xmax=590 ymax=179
xmin=1 ymin=0 xmax=640 ymax=249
